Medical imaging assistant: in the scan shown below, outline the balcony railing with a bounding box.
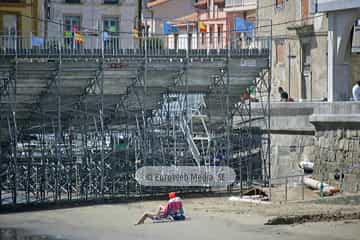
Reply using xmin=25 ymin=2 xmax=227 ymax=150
xmin=225 ymin=0 xmax=256 ymax=9
xmin=0 ymin=33 xmax=270 ymax=57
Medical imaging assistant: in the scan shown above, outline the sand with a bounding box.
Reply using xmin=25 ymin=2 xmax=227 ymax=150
xmin=0 ymin=197 xmax=360 ymax=240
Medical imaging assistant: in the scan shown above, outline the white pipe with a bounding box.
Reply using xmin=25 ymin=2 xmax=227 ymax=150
xmin=304 ymin=177 xmax=339 ymax=195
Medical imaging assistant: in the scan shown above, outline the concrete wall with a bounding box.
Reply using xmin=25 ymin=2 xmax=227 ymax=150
xmin=251 ymin=102 xmax=360 ymax=194
xmin=258 ymin=0 xmax=328 ymax=101
xmin=253 ymin=102 xmax=317 ymax=178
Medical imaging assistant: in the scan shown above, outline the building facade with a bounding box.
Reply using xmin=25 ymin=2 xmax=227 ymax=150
xmin=45 ymin=0 xmax=136 ymax=48
xmin=258 ymin=0 xmax=328 ymax=101
xmin=146 ymin=0 xmax=195 ymax=35
xmin=0 ymin=0 xmax=41 ymax=38
xmin=225 ymin=0 xmax=256 ymax=48
xmin=314 ymin=0 xmax=360 ymax=101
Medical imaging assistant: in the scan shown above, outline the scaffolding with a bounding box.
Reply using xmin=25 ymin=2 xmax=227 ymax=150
xmin=0 ymin=32 xmax=271 ymax=207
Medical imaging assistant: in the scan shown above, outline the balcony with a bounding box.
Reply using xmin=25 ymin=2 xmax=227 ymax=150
xmin=315 ymin=0 xmax=360 ymax=12
xmin=225 ymin=0 xmax=256 ymax=12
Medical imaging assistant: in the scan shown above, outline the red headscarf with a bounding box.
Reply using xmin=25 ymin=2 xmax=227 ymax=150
xmin=168 ymin=192 xmax=176 ymax=199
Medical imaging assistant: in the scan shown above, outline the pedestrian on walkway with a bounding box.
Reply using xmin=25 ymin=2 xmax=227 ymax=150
xmin=352 ymin=81 xmax=360 ymax=101
xmin=278 ymin=87 xmax=289 ymax=102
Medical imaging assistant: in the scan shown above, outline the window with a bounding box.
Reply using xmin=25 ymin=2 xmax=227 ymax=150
xmin=65 ymin=0 xmax=81 ymax=3
xmin=276 ymin=41 xmax=285 ymax=65
xmin=209 ymin=24 xmax=214 ymax=46
xmin=275 ymin=0 xmax=285 ymax=8
xmin=217 ymin=24 xmax=223 ymax=47
xmin=103 ymin=17 xmax=119 ymax=50
xmin=64 ymin=16 xmax=81 ymax=48
xmin=104 ymin=0 xmax=118 ymax=4
xmin=103 ymin=17 xmax=119 ymax=34
xmin=201 ymin=32 xmax=205 ymax=46
xmin=302 ymin=0 xmax=309 ymax=18
xmin=173 ymin=34 xmax=178 ymax=50
xmin=64 ymin=16 xmax=81 ymax=32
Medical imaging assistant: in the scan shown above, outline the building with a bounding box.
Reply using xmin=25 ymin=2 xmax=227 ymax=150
xmin=225 ymin=0 xmax=257 ymax=48
xmin=194 ymin=0 xmax=227 ymax=49
xmin=314 ymin=0 xmax=360 ymax=101
xmin=146 ymin=0 xmax=195 ymax=35
xmin=258 ymin=0 xmax=328 ymax=101
xmin=0 ymin=0 xmax=41 ymax=46
xmin=145 ymin=0 xmax=196 ymax=50
xmin=45 ymin=0 xmax=136 ymax=49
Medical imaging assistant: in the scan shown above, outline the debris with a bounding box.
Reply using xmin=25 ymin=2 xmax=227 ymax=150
xmin=265 ymin=211 xmax=360 ymax=225
xmin=298 ymin=160 xmax=314 ymax=173
xmin=229 ymin=187 xmax=270 ymax=203
xmin=304 ymin=177 xmax=340 ymax=196
xmin=229 ymin=196 xmax=271 ymax=204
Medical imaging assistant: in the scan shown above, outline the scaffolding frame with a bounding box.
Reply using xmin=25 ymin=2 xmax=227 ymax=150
xmin=0 ymin=33 xmax=271 ymax=207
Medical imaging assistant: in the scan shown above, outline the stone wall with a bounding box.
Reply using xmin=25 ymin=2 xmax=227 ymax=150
xmin=310 ymin=102 xmax=360 ymax=192
xmin=251 ymin=102 xmax=360 ymax=192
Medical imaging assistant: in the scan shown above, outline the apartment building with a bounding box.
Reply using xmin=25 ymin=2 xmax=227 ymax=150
xmin=194 ymin=0 xmax=227 ymax=49
xmin=146 ymin=0 xmax=195 ymax=35
xmin=0 ymin=0 xmax=41 ymax=37
xmin=225 ymin=0 xmax=256 ymax=47
xmin=44 ymin=0 xmax=136 ymax=48
xmin=258 ymin=0 xmax=328 ymax=101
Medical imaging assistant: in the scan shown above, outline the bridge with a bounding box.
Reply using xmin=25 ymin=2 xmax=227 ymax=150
xmin=0 ymin=34 xmax=271 ymax=207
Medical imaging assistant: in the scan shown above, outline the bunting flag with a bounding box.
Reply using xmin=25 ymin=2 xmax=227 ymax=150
xmin=235 ymin=17 xmax=254 ymax=33
xmin=31 ymin=35 xmax=44 ymax=47
xmin=199 ymin=21 xmax=206 ymax=33
xmin=64 ymin=31 xmax=72 ymax=38
xmin=74 ymin=32 xmax=84 ymax=44
xmin=102 ymin=31 xmax=110 ymax=40
xmin=133 ymin=28 xmax=139 ymax=38
xmin=163 ymin=21 xmax=179 ymax=35
xmin=109 ymin=26 xmax=117 ymax=33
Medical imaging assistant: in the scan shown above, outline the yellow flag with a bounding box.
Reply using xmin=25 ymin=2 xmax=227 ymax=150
xmin=133 ymin=28 xmax=139 ymax=38
xmin=199 ymin=21 xmax=206 ymax=33
xmin=74 ymin=32 xmax=84 ymax=44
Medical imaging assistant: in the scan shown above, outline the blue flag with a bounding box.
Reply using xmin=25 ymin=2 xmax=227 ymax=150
xmin=163 ymin=21 xmax=179 ymax=35
xmin=102 ymin=31 xmax=109 ymax=40
xmin=31 ymin=35 xmax=44 ymax=46
xmin=235 ymin=17 xmax=254 ymax=33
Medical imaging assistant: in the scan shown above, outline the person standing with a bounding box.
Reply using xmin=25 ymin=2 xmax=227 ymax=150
xmin=352 ymin=81 xmax=360 ymax=101
xmin=278 ymin=87 xmax=289 ymax=102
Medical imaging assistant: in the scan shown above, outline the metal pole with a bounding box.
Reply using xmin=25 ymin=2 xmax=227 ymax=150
xmin=0 ymin=141 xmax=2 ymax=206
xmin=56 ymin=58 xmax=62 ymax=201
xmin=285 ymin=176 xmax=288 ymax=203
xmin=288 ymin=43 xmax=291 ymax=97
xmin=44 ymin=0 xmax=49 ymax=46
xmin=267 ymin=19 xmax=272 ymax=183
xmin=100 ymin=63 xmax=105 ymax=197
xmin=137 ymin=0 xmax=143 ymax=48
xmin=144 ymin=18 xmax=148 ymax=94
xmin=226 ymin=23 xmax=231 ymax=168
xmin=301 ymin=174 xmax=305 ymax=200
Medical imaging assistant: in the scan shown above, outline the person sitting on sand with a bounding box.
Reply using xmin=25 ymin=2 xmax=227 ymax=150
xmin=135 ymin=192 xmax=185 ymax=225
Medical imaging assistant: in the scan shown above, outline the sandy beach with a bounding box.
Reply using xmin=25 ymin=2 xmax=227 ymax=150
xmin=1 ymin=196 xmax=360 ymax=240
